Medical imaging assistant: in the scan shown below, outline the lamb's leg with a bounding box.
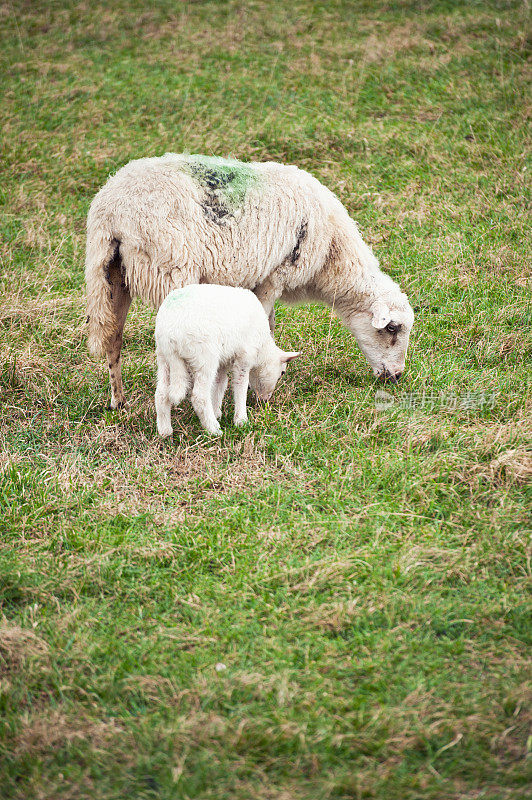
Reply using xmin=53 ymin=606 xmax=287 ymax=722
xmin=212 ymin=367 xmax=229 ymax=420
xmin=155 ymin=358 xmax=173 ymax=438
xmin=232 ymin=359 xmax=250 ymax=427
xmin=105 ymin=259 xmax=132 ymax=410
xmin=191 ymin=367 xmax=222 ymax=436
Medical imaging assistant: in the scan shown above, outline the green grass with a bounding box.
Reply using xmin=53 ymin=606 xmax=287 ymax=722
xmin=0 ymin=1 xmax=531 ymax=798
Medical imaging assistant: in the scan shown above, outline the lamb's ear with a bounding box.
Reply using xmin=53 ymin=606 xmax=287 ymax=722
xmin=370 ymin=300 xmax=392 ymax=329
xmin=280 ymin=351 xmax=301 ymax=363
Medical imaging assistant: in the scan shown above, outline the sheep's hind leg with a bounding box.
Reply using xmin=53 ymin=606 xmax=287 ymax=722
xmin=212 ymin=367 xmax=228 ymax=420
xmin=191 ymin=367 xmax=222 ymax=436
xmin=155 ymin=359 xmax=173 ymax=438
xmin=105 ymin=257 xmax=132 ymax=410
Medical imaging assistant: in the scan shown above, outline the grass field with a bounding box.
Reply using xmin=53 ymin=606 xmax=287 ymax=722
xmin=1 ymin=1 xmax=531 ymax=798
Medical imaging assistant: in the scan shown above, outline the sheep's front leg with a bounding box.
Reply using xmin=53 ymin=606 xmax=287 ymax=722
xmin=232 ymin=359 xmax=250 ymax=427
xmin=254 ymin=277 xmax=282 ymax=334
xmin=212 ymin=367 xmax=229 ymax=420
xmin=155 ymin=359 xmax=173 ymax=438
xmin=191 ymin=368 xmax=222 ymax=436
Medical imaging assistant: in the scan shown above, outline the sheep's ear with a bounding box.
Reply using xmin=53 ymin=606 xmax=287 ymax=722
xmin=371 ymin=300 xmax=392 ymax=329
xmin=280 ymin=351 xmax=301 ymax=363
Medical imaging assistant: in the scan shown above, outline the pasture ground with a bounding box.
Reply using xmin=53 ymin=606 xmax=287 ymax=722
xmin=0 ymin=1 xmax=530 ymax=798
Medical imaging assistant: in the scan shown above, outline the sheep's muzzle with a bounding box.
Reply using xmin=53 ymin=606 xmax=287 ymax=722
xmin=379 ymin=368 xmax=403 ymax=384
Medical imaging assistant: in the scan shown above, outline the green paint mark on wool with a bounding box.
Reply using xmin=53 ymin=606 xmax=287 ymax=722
xmin=163 ymin=286 xmax=194 ymax=308
xmin=183 ymin=154 xmax=259 ymax=210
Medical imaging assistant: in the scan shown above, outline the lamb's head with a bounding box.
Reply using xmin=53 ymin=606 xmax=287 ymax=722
xmin=347 ymin=294 xmax=414 ymax=383
xmin=250 ymin=348 xmax=301 ymax=401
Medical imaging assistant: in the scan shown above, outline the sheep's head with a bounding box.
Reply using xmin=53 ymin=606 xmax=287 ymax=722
xmin=347 ymin=296 xmax=415 ymax=383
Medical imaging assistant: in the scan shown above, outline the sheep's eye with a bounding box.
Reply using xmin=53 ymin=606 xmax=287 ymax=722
xmin=386 ymin=323 xmax=400 ymax=334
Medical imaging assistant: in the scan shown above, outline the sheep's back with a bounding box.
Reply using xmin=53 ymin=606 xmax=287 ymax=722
xmin=88 ymin=154 xmax=339 ymax=300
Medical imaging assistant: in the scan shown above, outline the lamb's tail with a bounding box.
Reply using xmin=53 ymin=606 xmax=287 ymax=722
xmin=85 ymin=222 xmax=120 ymax=357
xmin=168 ymin=356 xmax=189 ymax=406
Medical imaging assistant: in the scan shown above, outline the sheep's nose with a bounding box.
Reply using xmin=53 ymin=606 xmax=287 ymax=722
xmin=380 ymin=368 xmax=402 ymax=384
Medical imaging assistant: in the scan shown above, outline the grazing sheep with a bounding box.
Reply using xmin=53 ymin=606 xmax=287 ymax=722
xmin=155 ymin=284 xmax=300 ymax=436
xmin=85 ymin=153 xmax=414 ymax=408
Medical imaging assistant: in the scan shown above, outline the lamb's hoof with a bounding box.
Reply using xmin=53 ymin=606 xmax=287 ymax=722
xmin=234 ymin=416 xmax=248 ymax=428
xmin=201 ymin=421 xmax=222 ymax=436
xmin=158 ymin=428 xmax=173 ymax=439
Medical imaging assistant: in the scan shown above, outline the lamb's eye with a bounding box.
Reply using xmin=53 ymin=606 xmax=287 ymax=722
xmin=386 ymin=323 xmax=399 ymax=334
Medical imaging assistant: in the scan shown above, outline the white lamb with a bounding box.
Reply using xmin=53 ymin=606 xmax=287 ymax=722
xmin=155 ymin=284 xmax=300 ymax=437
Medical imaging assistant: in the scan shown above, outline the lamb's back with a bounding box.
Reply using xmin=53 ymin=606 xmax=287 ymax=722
xmin=155 ymin=285 xmax=269 ymax=362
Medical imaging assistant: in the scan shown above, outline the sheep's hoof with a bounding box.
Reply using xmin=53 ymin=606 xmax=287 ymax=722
xmin=234 ymin=416 xmax=248 ymax=428
xmin=109 ymin=399 xmax=130 ymax=411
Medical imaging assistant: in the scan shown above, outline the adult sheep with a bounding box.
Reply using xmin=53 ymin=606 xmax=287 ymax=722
xmin=85 ymin=153 xmax=414 ymax=409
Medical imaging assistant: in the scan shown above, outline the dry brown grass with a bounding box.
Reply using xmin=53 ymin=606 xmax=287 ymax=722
xmin=260 ymin=557 xmax=359 ymax=594
xmin=0 ymin=620 xmax=49 ymax=676
xmin=394 ymin=546 xmax=476 ymax=584
xmin=301 ymin=598 xmax=360 ymax=633
xmin=52 ymin=432 xmax=303 ymax=521
xmin=13 ymin=710 xmax=123 ymax=757
xmin=488 ymin=448 xmax=532 ymax=485
xmin=0 ymin=295 xmax=78 ymax=325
